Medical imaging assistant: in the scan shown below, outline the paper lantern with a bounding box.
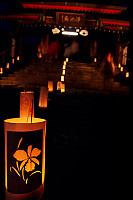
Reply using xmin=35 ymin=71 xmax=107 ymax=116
xmin=17 ymin=56 xmax=20 ymax=61
xmin=94 ymin=58 xmax=97 ymax=63
xmin=20 ymin=91 xmax=34 ymax=122
xmin=6 ymin=63 xmax=10 ymax=69
xmin=48 ymin=81 xmax=53 ymax=92
xmin=126 ymin=72 xmax=129 ymax=78
xmin=0 ymin=68 xmax=3 ymax=74
xmin=61 ymin=83 xmax=65 ymax=93
xmin=57 ymin=81 xmax=62 ymax=90
xmin=39 ymin=87 xmax=48 ymax=108
xmin=61 ymin=75 xmax=64 ymax=82
xmin=63 ymin=65 xmax=66 ymax=70
xmin=62 ymin=70 xmax=65 ymax=75
xmin=63 ymin=61 xmax=67 ymax=65
xmin=66 ymin=58 xmax=69 ymax=62
xmin=12 ymin=58 xmax=15 ymax=64
xmin=4 ymin=117 xmax=46 ymax=200
xmin=118 ymin=63 xmax=121 ymax=68
xmin=120 ymin=67 xmax=123 ymax=72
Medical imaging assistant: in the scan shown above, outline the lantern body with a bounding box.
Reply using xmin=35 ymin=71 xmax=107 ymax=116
xmin=62 ymin=70 xmax=65 ymax=75
xmin=12 ymin=59 xmax=15 ymax=64
xmin=63 ymin=65 xmax=66 ymax=70
xmin=4 ymin=118 xmax=46 ymax=200
xmin=17 ymin=56 xmax=20 ymax=61
xmin=6 ymin=63 xmax=10 ymax=69
xmin=66 ymin=58 xmax=69 ymax=62
xmin=48 ymin=81 xmax=53 ymax=92
xmin=0 ymin=68 xmax=3 ymax=74
xmin=61 ymin=83 xmax=65 ymax=93
xmin=57 ymin=81 xmax=62 ymax=90
xmin=64 ymin=61 xmax=67 ymax=65
xmin=39 ymin=87 xmax=48 ymax=108
xmin=20 ymin=92 xmax=34 ymax=122
xmin=120 ymin=67 xmax=123 ymax=72
xmin=126 ymin=72 xmax=129 ymax=78
xmin=61 ymin=76 xmax=64 ymax=82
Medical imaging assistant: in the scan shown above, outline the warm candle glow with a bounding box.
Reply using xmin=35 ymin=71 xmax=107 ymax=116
xmin=62 ymin=69 xmax=65 ymax=75
xmin=120 ymin=67 xmax=123 ymax=72
xmin=63 ymin=65 xmax=66 ymax=70
xmin=61 ymin=75 xmax=64 ymax=82
xmin=39 ymin=87 xmax=48 ymax=108
xmin=94 ymin=58 xmax=97 ymax=63
xmin=66 ymin=58 xmax=69 ymax=62
xmin=0 ymin=68 xmax=3 ymax=74
xmin=64 ymin=61 xmax=67 ymax=65
xmin=61 ymin=83 xmax=65 ymax=93
xmin=12 ymin=58 xmax=15 ymax=64
xmin=118 ymin=63 xmax=121 ymax=68
xmin=6 ymin=63 xmax=10 ymax=69
xmin=126 ymin=72 xmax=129 ymax=78
xmin=17 ymin=56 xmax=20 ymax=61
xmin=48 ymin=81 xmax=53 ymax=92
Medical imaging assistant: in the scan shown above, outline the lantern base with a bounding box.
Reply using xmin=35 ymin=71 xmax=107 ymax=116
xmin=5 ymin=183 xmax=44 ymax=200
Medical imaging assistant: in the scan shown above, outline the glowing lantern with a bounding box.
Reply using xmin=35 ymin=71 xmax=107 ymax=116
xmin=4 ymin=117 xmax=46 ymax=200
xmin=94 ymin=58 xmax=97 ymax=63
xmin=63 ymin=61 xmax=67 ymax=65
xmin=39 ymin=87 xmax=48 ymax=108
xmin=62 ymin=70 xmax=65 ymax=75
xmin=63 ymin=65 xmax=66 ymax=70
xmin=118 ymin=63 xmax=121 ymax=68
xmin=20 ymin=91 xmax=34 ymax=122
xmin=66 ymin=58 xmax=69 ymax=62
xmin=12 ymin=59 xmax=15 ymax=64
xmin=17 ymin=56 xmax=20 ymax=61
xmin=57 ymin=81 xmax=62 ymax=90
xmin=6 ymin=63 xmax=10 ymax=69
xmin=120 ymin=67 xmax=123 ymax=72
xmin=48 ymin=81 xmax=53 ymax=92
xmin=61 ymin=75 xmax=64 ymax=82
xmin=126 ymin=72 xmax=129 ymax=78
xmin=61 ymin=83 xmax=65 ymax=93
xmin=0 ymin=68 xmax=3 ymax=74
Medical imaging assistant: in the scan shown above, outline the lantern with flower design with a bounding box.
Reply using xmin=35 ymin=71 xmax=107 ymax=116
xmin=4 ymin=91 xmax=46 ymax=200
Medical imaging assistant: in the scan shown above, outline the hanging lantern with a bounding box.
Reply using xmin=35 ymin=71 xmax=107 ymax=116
xmin=61 ymin=83 xmax=65 ymax=93
xmin=6 ymin=63 xmax=10 ymax=69
xmin=126 ymin=72 xmax=129 ymax=78
xmin=39 ymin=87 xmax=48 ymax=108
xmin=17 ymin=56 xmax=20 ymax=61
xmin=61 ymin=75 xmax=64 ymax=82
xmin=48 ymin=81 xmax=53 ymax=92
xmin=0 ymin=68 xmax=3 ymax=74
xmin=63 ymin=65 xmax=66 ymax=70
xmin=62 ymin=70 xmax=65 ymax=75
xmin=57 ymin=81 xmax=62 ymax=90
xmin=4 ymin=117 xmax=46 ymax=200
xmin=20 ymin=91 xmax=34 ymax=122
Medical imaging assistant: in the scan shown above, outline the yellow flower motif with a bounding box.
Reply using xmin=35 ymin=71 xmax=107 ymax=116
xmin=13 ymin=145 xmax=41 ymax=172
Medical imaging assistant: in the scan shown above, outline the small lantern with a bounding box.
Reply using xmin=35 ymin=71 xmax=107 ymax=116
xmin=63 ymin=65 xmax=66 ymax=70
xmin=17 ymin=56 xmax=20 ymax=61
xmin=126 ymin=72 xmax=129 ymax=78
xmin=66 ymin=58 xmax=69 ymax=62
xmin=57 ymin=81 xmax=62 ymax=90
xmin=61 ymin=75 xmax=64 ymax=82
xmin=6 ymin=63 xmax=10 ymax=69
xmin=62 ymin=70 xmax=65 ymax=75
xmin=48 ymin=81 xmax=53 ymax=92
xmin=120 ymin=67 xmax=123 ymax=72
xmin=4 ymin=117 xmax=46 ymax=200
xmin=12 ymin=59 xmax=15 ymax=64
xmin=20 ymin=91 xmax=34 ymax=122
xmin=39 ymin=87 xmax=48 ymax=108
xmin=63 ymin=61 xmax=67 ymax=65
xmin=0 ymin=68 xmax=3 ymax=74
xmin=61 ymin=83 xmax=65 ymax=93
xmin=94 ymin=58 xmax=97 ymax=63
xmin=118 ymin=63 xmax=121 ymax=68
